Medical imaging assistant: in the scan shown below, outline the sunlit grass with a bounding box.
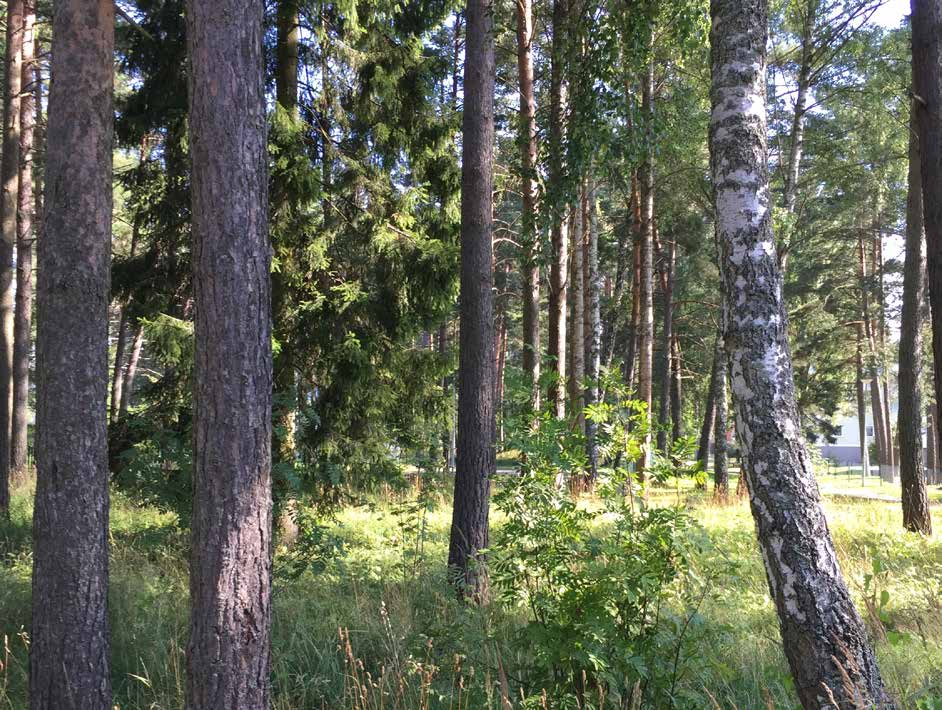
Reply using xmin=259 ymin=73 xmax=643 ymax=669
xmin=2 ymin=476 xmax=941 ymax=708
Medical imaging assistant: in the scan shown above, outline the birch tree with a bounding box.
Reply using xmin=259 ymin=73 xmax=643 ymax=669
xmin=709 ymin=0 xmax=891 ymax=704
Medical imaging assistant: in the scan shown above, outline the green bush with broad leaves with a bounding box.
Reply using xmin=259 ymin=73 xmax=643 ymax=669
xmin=491 ymin=369 xmax=726 ymax=708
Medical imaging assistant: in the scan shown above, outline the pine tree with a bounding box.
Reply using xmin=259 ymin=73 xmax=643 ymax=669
xmin=30 ymin=0 xmax=115 ymax=705
xmin=185 ymin=0 xmax=273 ymax=703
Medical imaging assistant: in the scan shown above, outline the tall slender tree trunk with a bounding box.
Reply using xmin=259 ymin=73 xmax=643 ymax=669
xmin=656 ymin=236 xmax=675 ymax=453
xmin=118 ymin=324 xmax=144 ymax=418
xmin=708 ymin=1 xmax=891 ymax=705
xmin=11 ymin=1 xmax=36 ymax=480
xmin=637 ymin=55 xmax=655 ymax=475
xmin=602 ymin=201 xmax=632 ymax=369
xmin=0 ymin=0 xmax=24 ymax=514
xmin=448 ymin=0 xmax=495 ymax=601
xmin=779 ymin=0 xmax=815 ymax=275
xmin=185 ymin=0 xmax=273 ymax=704
xmin=696 ymin=343 xmax=718 ymax=474
xmin=712 ymin=333 xmax=728 ymax=501
xmin=914 ymin=0 xmax=942 ymax=491
xmin=569 ymin=190 xmax=585 ymax=429
xmin=855 ymin=323 xmax=871 ymax=477
xmin=515 ymin=0 xmax=540 ymax=409
xmin=898 ymin=97 xmax=932 ymax=535
xmin=272 ymin=0 xmax=300 ymax=475
xmin=547 ymin=0 xmax=569 ymax=418
xmin=670 ymin=334 xmax=683 ymax=442
xmin=29 ymin=0 xmax=114 ymax=705
xmin=859 ymin=232 xmax=888 ymax=473
xmin=876 ymin=233 xmax=895 ymax=478
xmin=584 ymin=176 xmax=601 ymax=480
xmin=927 ymin=402 xmax=938 ymax=484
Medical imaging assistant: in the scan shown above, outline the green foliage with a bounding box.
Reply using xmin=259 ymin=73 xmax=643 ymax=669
xmin=492 ymin=388 xmax=718 ymax=707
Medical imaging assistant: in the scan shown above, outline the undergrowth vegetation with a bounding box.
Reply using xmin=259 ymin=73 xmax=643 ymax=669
xmin=2 ymin=477 xmax=942 ymax=709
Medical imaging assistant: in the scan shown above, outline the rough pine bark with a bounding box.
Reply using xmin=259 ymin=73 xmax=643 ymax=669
xmin=11 ymin=0 xmax=36 ymax=479
xmin=898 ymin=97 xmax=932 ymax=535
xmin=547 ymin=0 xmax=568 ymax=418
xmin=0 ymin=0 xmax=23 ymax=513
xmin=914 ymin=0 xmax=942 ymax=482
xmin=29 ymin=0 xmax=114 ymax=705
xmin=448 ymin=0 xmax=495 ymax=601
xmin=185 ymin=0 xmax=273 ymax=704
xmin=515 ymin=0 xmax=541 ymax=409
xmin=709 ymin=1 xmax=892 ymax=705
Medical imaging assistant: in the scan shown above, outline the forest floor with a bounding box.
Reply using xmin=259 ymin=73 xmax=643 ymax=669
xmin=2 ymin=479 xmax=942 ymax=709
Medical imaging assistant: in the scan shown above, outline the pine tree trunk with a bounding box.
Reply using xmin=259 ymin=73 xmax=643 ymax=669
xmin=859 ymin=232 xmax=889 ymax=473
xmin=671 ymin=334 xmax=683 ymax=442
xmin=696 ymin=343 xmax=718 ymax=474
xmin=898 ymin=96 xmax=932 ymax=535
xmin=272 ymin=0 xmax=300 ymax=477
xmin=914 ymin=0 xmax=942 ymax=493
xmin=656 ymin=236 xmax=675 ymax=454
xmin=515 ymin=0 xmax=540 ymax=409
xmin=448 ymin=0 xmax=495 ymax=601
xmin=186 ymin=0 xmax=273 ymax=704
xmin=876 ymin=235 xmax=895 ymax=478
xmin=927 ymin=402 xmax=938 ymax=484
xmin=0 ymin=0 xmax=24 ymax=514
xmin=709 ymin=1 xmax=891 ymax=705
xmin=10 ymin=1 xmax=35 ymax=480
xmin=119 ymin=324 xmax=144 ymax=418
xmin=637 ymin=55 xmax=655 ymax=475
xmin=584 ymin=176 xmax=601 ymax=480
xmin=29 ymin=0 xmax=114 ymax=705
xmin=547 ymin=0 xmax=569 ymax=418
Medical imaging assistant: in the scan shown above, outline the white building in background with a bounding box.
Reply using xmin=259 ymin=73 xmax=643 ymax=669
xmin=816 ymin=404 xmax=933 ymax=480
xmin=817 ymin=408 xmax=888 ymax=465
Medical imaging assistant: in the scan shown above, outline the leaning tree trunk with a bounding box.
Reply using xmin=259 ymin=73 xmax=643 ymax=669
xmin=29 ymin=0 xmax=114 ymax=705
xmin=516 ymin=0 xmax=541 ymax=409
xmin=915 ymin=0 xmax=942 ymax=486
xmin=0 ymin=0 xmax=23 ymax=515
xmin=186 ymin=0 xmax=273 ymax=705
xmin=547 ymin=0 xmax=569 ymax=418
xmin=708 ymin=1 xmax=892 ymax=706
xmin=448 ymin=0 xmax=495 ymax=602
xmin=11 ymin=0 xmax=36 ymax=480
xmin=898 ymin=94 xmax=932 ymax=535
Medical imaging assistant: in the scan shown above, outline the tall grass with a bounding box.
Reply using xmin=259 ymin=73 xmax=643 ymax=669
xmin=2 ymin=479 xmax=941 ymax=708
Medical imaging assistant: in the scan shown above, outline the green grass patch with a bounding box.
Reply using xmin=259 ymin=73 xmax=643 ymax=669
xmin=2 ymin=480 xmax=941 ymax=708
